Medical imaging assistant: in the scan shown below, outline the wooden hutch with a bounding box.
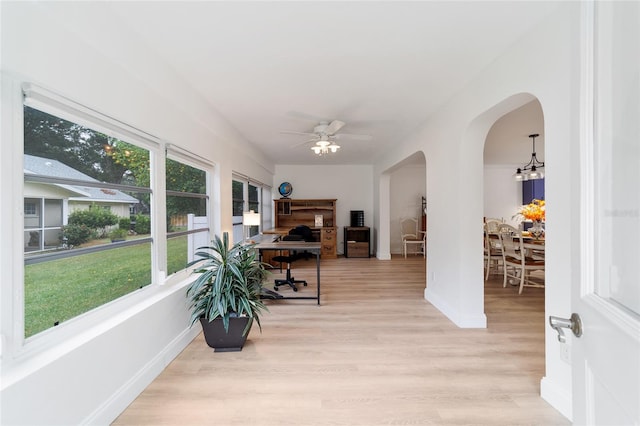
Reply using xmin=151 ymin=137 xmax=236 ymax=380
xmin=270 ymin=198 xmax=337 ymax=259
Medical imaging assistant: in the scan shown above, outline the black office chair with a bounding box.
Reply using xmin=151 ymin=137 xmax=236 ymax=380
xmin=272 ymin=234 xmax=308 ymax=292
xmin=290 ymin=225 xmax=313 ymax=241
xmin=288 ymin=225 xmax=314 ymax=260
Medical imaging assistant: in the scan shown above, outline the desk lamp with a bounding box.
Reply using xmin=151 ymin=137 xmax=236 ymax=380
xmin=242 ymin=210 xmax=260 ymax=243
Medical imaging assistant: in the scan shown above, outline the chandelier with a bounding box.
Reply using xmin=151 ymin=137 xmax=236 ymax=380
xmin=513 ymin=133 xmax=545 ymax=181
xmin=310 ymin=135 xmax=340 ymax=156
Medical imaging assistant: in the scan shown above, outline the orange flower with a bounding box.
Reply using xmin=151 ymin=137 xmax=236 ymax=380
xmin=517 ymin=199 xmax=545 ymax=222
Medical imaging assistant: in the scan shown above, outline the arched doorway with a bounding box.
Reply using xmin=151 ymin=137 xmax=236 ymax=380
xmin=380 ymin=151 xmax=427 ymax=258
xmin=483 ymin=99 xmax=545 ymax=225
xmin=478 ymin=94 xmax=550 ymax=409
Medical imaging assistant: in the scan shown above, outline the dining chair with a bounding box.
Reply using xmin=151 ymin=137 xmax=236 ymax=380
xmin=400 ymin=217 xmax=425 ymax=258
xmin=497 ymin=223 xmax=545 ymax=294
xmin=484 ymin=217 xmax=504 ymax=224
xmin=484 ymin=220 xmax=503 ymax=280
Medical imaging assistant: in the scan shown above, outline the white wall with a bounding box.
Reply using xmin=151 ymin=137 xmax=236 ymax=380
xmin=483 ymin=165 xmax=522 ymax=226
xmin=372 ymin=3 xmax=578 ymax=419
xmin=1 ymin=2 xmax=275 ymax=425
xmin=273 ymin=165 xmax=374 ymax=254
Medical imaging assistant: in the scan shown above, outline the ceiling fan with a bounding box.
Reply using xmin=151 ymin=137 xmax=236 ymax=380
xmin=281 ymin=120 xmax=372 ymax=155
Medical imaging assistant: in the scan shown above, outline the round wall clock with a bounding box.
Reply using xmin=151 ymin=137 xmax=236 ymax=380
xmin=278 ymin=182 xmax=293 ymax=198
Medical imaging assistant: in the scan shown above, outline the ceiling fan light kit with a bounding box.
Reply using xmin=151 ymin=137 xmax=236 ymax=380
xmin=311 ymin=141 xmax=340 ymax=155
xmin=282 ymin=119 xmax=370 ymax=156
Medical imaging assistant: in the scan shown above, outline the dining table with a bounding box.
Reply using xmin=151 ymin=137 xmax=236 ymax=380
xmin=521 ymin=234 xmax=545 ymax=259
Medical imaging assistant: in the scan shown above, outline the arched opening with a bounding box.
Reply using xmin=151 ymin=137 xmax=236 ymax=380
xmin=472 ymin=93 xmax=549 ymax=397
xmin=483 ymin=99 xmax=545 ymax=225
xmin=387 ymin=151 xmax=427 ymax=258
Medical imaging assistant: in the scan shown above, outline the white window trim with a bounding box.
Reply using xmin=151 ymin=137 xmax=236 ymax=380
xmin=232 ymin=172 xmax=271 ymax=239
xmin=1 ymin=77 xmax=216 ymax=369
xmin=13 ymin=83 xmax=164 ymax=355
xmin=23 ymin=83 xmax=160 ymax=151
xmin=164 ymin=145 xmax=214 ymax=280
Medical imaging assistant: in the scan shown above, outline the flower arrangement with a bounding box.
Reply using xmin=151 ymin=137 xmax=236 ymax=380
xmin=516 ymin=199 xmax=545 ymax=222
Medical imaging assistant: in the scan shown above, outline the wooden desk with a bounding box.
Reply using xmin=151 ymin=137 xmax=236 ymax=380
xmin=263 ymin=226 xmax=337 ymax=259
xmin=254 ymin=235 xmax=321 ymax=305
xmin=262 ymin=227 xmax=293 ymax=236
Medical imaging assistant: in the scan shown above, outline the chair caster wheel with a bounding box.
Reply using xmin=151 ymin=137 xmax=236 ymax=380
xmin=292 ymin=287 xmax=298 ymax=292
xmin=303 ymin=283 xmax=307 ymax=286
xmin=274 ymin=286 xmax=278 ymax=291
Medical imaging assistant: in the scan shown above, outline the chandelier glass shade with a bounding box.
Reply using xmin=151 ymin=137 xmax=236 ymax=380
xmin=311 ymin=136 xmax=340 ymax=155
xmin=513 ymin=133 xmax=545 ymax=181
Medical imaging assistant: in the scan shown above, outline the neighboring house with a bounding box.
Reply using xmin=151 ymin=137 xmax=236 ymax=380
xmin=23 ymin=154 xmax=139 ymax=252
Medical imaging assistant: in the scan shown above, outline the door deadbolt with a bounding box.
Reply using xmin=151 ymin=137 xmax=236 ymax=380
xmin=549 ymin=313 xmax=583 ymax=343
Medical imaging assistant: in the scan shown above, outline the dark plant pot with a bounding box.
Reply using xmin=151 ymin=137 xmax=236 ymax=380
xmin=199 ymin=316 xmax=251 ymax=352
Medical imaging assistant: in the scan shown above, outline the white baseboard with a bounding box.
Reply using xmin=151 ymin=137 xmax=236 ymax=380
xmin=83 ymin=326 xmax=200 ymax=425
xmin=425 ymin=287 xmax=487 ymax=328
xmin=541 ymin=376 xmax=573 ymax=421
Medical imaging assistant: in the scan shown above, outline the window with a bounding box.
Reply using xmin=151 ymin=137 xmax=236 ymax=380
xmin=247 ymin=183 xmax=260 ymax=237
xmin=165 ymin=156 xmax=210 ymax=276
xmin=23 ymin=95 xmax=153 ymax=338
xmin=23 ymin=198 xmax=63 ymax=252
xmin=232 ymin=174 xmax=270 ymax=243
xmin=24 ymin=201 xmax=37 ymax=216
xmin=232 ymin=178 xmax=245 ymax=243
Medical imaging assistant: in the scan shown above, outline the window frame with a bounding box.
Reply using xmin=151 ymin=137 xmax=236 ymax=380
xmin=24 ymin=201 xmax=37 ymax=216
xmin=23 ymin=197 xmax=65 ymax=253
xmin=1 ymin=80 xmax=217 ymax=361
xmin=22 ymin=98 xmax=156 ymax=339
xmin=19 ymin=83 xmax=163 ymax=345
xmin=165 ymin=146 xmax=213 ymax=278
xmin=232 ymin=173 xmax=271 ymax=243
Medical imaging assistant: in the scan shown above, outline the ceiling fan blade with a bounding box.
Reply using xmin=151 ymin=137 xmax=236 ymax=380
xmin=280 ymin=130 xmax=317 ymax=137
xmin=334 ymin=133 xmax=372 ymax=141
xmin=325 ymin=120 xmax=346 ymax=135
xmin=292 ymin=137 xmax=319 ymax=148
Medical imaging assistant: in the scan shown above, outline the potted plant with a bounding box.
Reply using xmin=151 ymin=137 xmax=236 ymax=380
xmin=514 ymin=199 xmax=546 ymax=239
xmin=186 ymin=232 xmax=269 ymax=352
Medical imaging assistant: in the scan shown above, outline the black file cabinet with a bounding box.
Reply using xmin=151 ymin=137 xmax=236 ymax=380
xmin=344 ymin=226 xmax=370 ymax=258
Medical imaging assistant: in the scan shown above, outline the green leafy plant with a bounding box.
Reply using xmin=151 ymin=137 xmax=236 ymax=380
xmin=133 ymin=214 xmax=151 ymax=234
xmin=68 ymin=206 xmax=118 ymax=238
xmin=186 ymin=232 xmax=268 ymax=335
xmin=118 ymin=217 xmax=131 ymax=232
xmin=60 ymin=224 xmax=93 ymax=246
xmin=108 ymin=227 xmax=128 ymax=241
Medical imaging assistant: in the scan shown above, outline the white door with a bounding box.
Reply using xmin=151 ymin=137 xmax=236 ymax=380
xmin=570 ymin=2 xmax=640 ymax=424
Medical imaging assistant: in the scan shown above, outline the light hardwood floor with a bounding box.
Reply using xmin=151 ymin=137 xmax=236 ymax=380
xmin=113 ymin=255 xmax=568 ymax=425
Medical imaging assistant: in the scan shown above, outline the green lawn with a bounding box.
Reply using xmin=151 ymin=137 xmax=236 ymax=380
xmin=24 ymin=237 xmax=188 ymax=337
xmin=167 ymin=235 xmax=189 ymax=276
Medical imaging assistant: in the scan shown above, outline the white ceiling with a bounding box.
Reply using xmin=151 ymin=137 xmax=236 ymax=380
xmin=104 ymin=1 xmax=559 ymax=165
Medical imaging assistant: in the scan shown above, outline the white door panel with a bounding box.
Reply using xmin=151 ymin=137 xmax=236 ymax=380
xmin=573 ymin=2 xmax=640 ymax=424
